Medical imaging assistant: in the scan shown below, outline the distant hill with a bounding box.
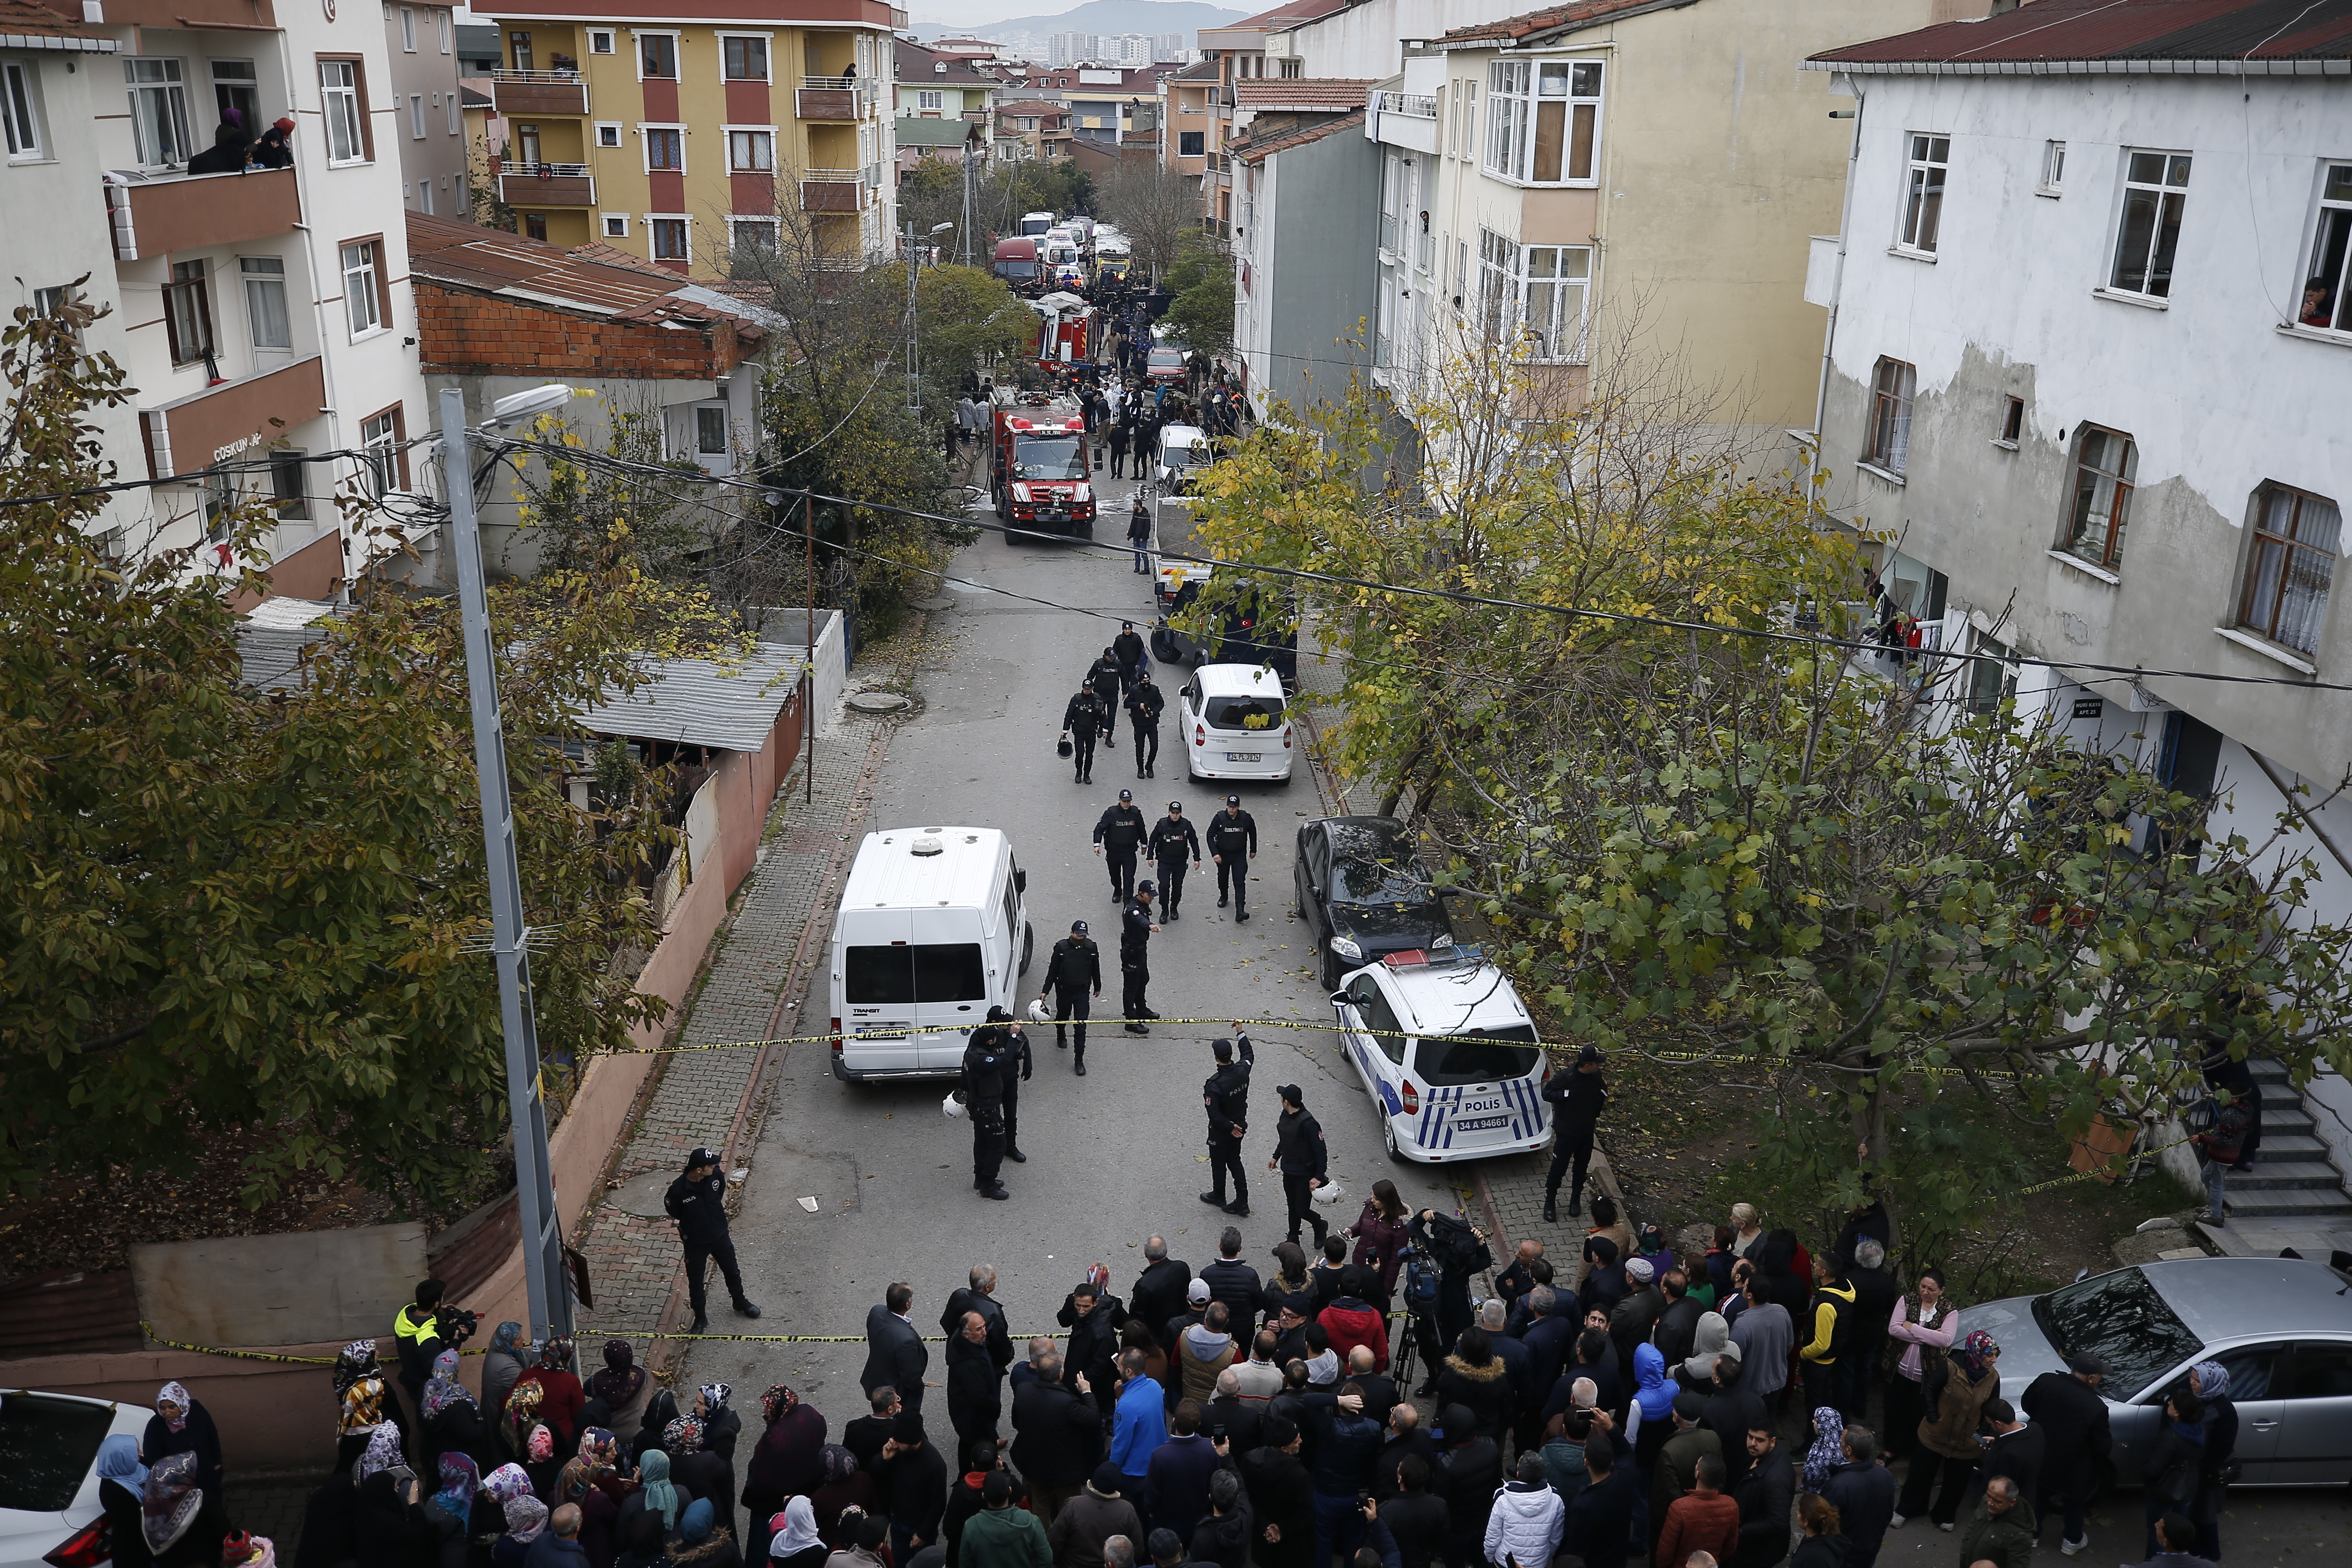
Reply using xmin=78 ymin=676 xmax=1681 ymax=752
xmin=914 ymin=0 xmax=1246 ymax=44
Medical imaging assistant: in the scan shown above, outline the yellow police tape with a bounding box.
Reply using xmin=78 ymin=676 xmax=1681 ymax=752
xmin=138 ymin=1324 xmax=497 ymax=1364
xmin=2013 ymin=1132 xmax=2197 ymax=1196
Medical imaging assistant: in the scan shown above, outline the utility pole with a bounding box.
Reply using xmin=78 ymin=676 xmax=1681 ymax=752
xmin=437 ymin=386 xmax=574 ymax=1350
xmin=903 ymin=218 xmax=957 ymax=420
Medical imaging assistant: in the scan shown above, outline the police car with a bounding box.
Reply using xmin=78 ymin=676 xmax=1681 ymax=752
xmin=1329 ymin=946 xmax=1552 ymax=1163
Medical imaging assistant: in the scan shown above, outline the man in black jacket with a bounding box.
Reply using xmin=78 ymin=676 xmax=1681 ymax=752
xmin=1561 ymin=1441 xmax=1638 ymax=1568
xmin=1698 ymin=1357 xmax=1768 ymax=1491
xmin=865 ymin=1283 xmax=930 ymax=1414
xmin=1541 ymin=1045 xmax=1610 ymax=1221
xmin=1095 ymin=789 xmax=1148 ymax=902
xmin=879 ymin=1411 xmax=949 ymax=1567
xmin=1730 ymin=1422 xmax=1793 ymax=1568
xmin=1652 ymin=1270 xmax=1705 ymax=1372
xmin=947 ymin=1311 xmax=1007 ymax=1472
xmin=664 ymin=1146 xmax=762 ymax=1334
xmin=994 ymin=1011 xmax=1034 ymax=1164
xmin=1190 ymin=1467 xmax=1252 ymax=1568
xmin=1971 ymin=1399 xmax=2044 ymax=1518
xmin=1230 ymin=1419 xmax=1313 ymax=1568
xmin=1120 ymin=883 xmax=1159 ymax=1036
xmin=1818 ymin=1426 xmax=1894 ymax=1568
xmin=1038 ymin=919 xmax=1102 ymax=1068
xmin=962 ymin=1020 xmax=1014 ymax=1200
xmin=1204 ymin=798 xmax=1257 ymax=920
xmin=1267 ymin=1085 xmax=1329 ymax=1248
xmin=1203 ymin=1368 xmax=1264 ymax=1459
xmin=1012 ymin=1353 xmax=1100 ymax=1522
xmin=1376 ymin=1454 xmax=1447 ymax=1568
xmin=1131 ymin=1237 xmax=1192 ymax=1339
xmin=846 ymin=1386 xmax=902 ymax=1470
xmin=1127 ymin=674 xmax=1166 ymax=780
xmin=1841 ymin=1237 xmax=1901 ymax=1421
xmin=1059 ymin=1278 xmax=1129 ymax=1429
xmin=1433 ymin=1403 xmax=1500 ymax=1568
xmin=1064 ymin=683 xmax=1109 ymax=784
xmin=2024 ymin=1354 xmax=2112 ymax=1553
xmin=1368 ymin=1405 xmax=1439 ymax=1502
xmin=1086 ymin=649 xmax=1125 ymax=742
xmin=1113 ymin=621 xmax=1147 ymax=690
xmin=1200 ymin=1038 xmax=1251 ymax=1215
xmin=1147 ymin=800 xmax=1198 ymax=919
xmin=1199 ymin=1229 xmax=1263 ymax=1338
xmin=941 ymin=1265 xmax=1015 ymax=1377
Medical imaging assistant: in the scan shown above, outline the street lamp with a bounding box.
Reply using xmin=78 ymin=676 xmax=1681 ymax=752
xmin=437 ymin=382 xmax=579 ymax=1352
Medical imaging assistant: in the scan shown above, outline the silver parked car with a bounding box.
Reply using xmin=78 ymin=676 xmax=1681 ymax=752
xmin=1958 ymin=1255 xmax=2352 ymax=1487
xmin=0 ymin=1389 xmax=152 ymax=1568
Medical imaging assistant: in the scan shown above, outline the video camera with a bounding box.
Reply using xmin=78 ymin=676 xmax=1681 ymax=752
xmin=438 ymin=1306 xmax=482 ymax=1347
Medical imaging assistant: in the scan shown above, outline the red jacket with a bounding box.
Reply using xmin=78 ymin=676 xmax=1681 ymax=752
xmin=514 ymin=1367 xmax=586 ymax=1448
xmin=1657 ymin=1491 xmax=1740 ymax=1568
xmin=1317 ymin=1299 xmax=1390 ymax=1373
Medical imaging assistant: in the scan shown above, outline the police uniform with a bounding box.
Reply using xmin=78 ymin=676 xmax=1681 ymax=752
xmin=1063 ymin=686 xmax=1108 ymax=784
xmin=1093 ymin=792 xmax=1148 ymax=901
xmin=997 ymin=1019 xmax=1034 ymax=1159
xmin=961 ymin=1029 xmax=1013 ymax=1198
xmin=1121 ymin=887 xmax=1156 ymax=1034
xmin=1542 ymin=1048 xmax=1610 ymax=1221
xmin=1270 ymin=1091 xmax=1330 ymax=1247
xmin=1206 ymin=799 xmax=1259 ymax=919
xmin=1126 ymin=677 xmax=1166 ymax=777
xmin=1086 ymin=654 xmax=1124 ymax=740
xmin=1200 ymin=1040 xmax=1253 ymax=1214
xmin=1039 ymin=922 xmax=1101 ymax=1066
xmin=1146 ymin=804 xmax=1199 ymax=919
xmin=1113 ymin=624 xmax=1147 ymax=685
xmin=664 ymin=1147 xmax=762 ymax=1329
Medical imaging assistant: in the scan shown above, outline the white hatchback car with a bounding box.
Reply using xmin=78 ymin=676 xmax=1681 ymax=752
xmin=0 ymin=1390 xmax=152 ymax=1568
xmin=1331 ymin=946 xmax=1553 ymax=1163
xmin=1178 ymin=663 xmax=1294 ymax=783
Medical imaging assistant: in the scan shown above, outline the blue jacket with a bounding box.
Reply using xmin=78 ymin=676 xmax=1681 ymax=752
xmin=524 ymin=1536 xmax=591 ymax=1568
xmin=1111 ymin=1377 xmax=1167 ymax=1476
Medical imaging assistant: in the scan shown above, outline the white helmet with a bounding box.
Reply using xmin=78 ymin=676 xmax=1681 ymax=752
xmin=1027 ymin=998 xmax=1053 ymax=1024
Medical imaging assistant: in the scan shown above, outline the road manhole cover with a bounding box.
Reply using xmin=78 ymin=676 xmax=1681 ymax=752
xmin=846 ymin=691 xmax=912 ymax=715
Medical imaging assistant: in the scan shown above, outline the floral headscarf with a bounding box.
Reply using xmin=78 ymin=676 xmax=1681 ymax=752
xmin=590 ymin=1341 xmax=645 ymax=1409
xmin=528 ymin=1424 xmax=555 ymax=1463
xmin=482 ymin=1464 xmax=535 ymax=1505
xmin=503 ymin=1495 xmax=550 ymax=1544
xmin=422 ymin=1349 xmax=475 ymax=1421
xmin=156 ymin=1382 xmax=193 ymax=1433
xmin=818 ymin=1445 xmax=859 ymax=1485
xmin=338 ymin=1377 xmax=387 ymax=1436
xmin=760 ymin=1386 xmax=799 ymax=1426
xmin=504 ymin=1380 xmax=545 ymax=1453
xmin=333 ymin=1341 xmax=382 ymax=1397
xmin=431 ymin=1453 xmax=480 ymax=1524
xmin=697 ymin=1382 xmax=732 ymax=1414
xmin=557 ymin=1428 xmax=617 ymax=1504
xmin=1802 ymin=1405 xmax=1846 ymax=1493
xmin=490 ymin=1321 xmax=526 ymax=1356
xmin=637 ymin=1449 xmax=679 ymax=1530
xmin=355 ymin=1421 xmax=406 ymax=1485
xmin=539 ymin=1336 xmax=575 ymax=1370
xmin=142 ymin=1453 xmax=203 ymax=1553
xmin=662 ymin=1414 xmax=705 ymax=1457
xmin=1957 ymin=1329 xmax=1999 ymax=1382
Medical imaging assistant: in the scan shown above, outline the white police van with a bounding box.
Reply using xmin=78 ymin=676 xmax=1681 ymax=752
xmin=1330 ymin=945 xmax=1552 ymax=1163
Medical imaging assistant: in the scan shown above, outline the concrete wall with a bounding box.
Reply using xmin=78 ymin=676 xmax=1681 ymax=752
xmin=1256 ymin=127 xmax=1380 ymax=413
xmin=131 ymin=1225 xmax=425 ymax=1349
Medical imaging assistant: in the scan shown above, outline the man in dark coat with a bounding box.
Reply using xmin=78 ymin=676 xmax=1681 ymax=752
xmin=1147 ymin=799 xmax=1197 ymax=918
xmin=879 ymin=1411 xmax=950 ymax=1568
xmin=2022 ymin=1354 xmax=2111 ymax=1553
xmin=1037 ymin=919 xmax=1102 ymax=1068
xmin=1011 ymin=1353 xmax=1101 ymax=1524
xmin=1094 ymin=788 xmax=1148 ymax=902
xmin=941 ymin=1266 xmax=1015 ymax=1377
xmin=1368 ymin=1405 xmax=1439 ymax=1502
xmin=1730 ymin=1422 xmax=1793 ymax=1568
xmin=1230 ymin=1419 xmax=1313 ymax=1568
xmin=1063 ymin=683 xmax=1109 ymax=784
xmin=1120 ymin=883 xmax=1159 ymax=1036
xmin=664 ymin=1147 xmax=761 ymax=1334
xmin=1840 ymin=1237 xmax=1901 ymax=1421
xmin=1653 ymin=1270 xmax=1706 ymax=1372
xmin=1204 ymin=798 xmax=1257 ymax=921
xmin=1059 ymin=1278 xmax=1129 ymax=1426
xmin=995 ymin=1013 xmax=1034 ymax=1165
xmin=1199 ymin=1229 xmax=1263 ymax=1338
xmin=1112 ymin=622 xmax=1147 ymax=690
xmin=1127 ymin=675 xmax=1167 ymax=781
xmin=1561 ymin=1439 xmax=1640 ymax=1568
xmin=1818 ymin=1426 xmax=1895 ymax=1568
xmin=1267 ymin=1085 xmax=1329 ymax=1248
xmin=1131 ymin=1238 xmax=1192 ymax=1339
xmin=962 ymin=1020 xmax=1014 ymax=1200
xmin=1199 ymin=1038 xmax=1250 ymax=1215
xmin=1541 ymin=1045 xmax=1611 ymax=1221
xmin=865 ymin=1284 xmax=930 ymax=1414
xmin=947 ymin=1310 xmax=1007 ymax=1472
xmin=1698 ymin=1357 xmax=1768 ymax=1492
xmin=1433 ymin=1404 xmax=1501 ymax=1568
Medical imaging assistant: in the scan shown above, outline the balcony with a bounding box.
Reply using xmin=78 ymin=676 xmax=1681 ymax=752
xmin=1376 ymin=91 xmax=1437 ymax=118
xmin=499 ymin=164 xmax=595 ymax=207
xmin=92 ymin=0 xmax=277 ymax=27
xmin=796 ymin=79 xmax=878 ymax=121
xmin=799 ymin=168 xmax=874 ymax=212
xmin=491 ymin=69 xmax=588 ymax=118
xmin=103 ymin=167 xmax=299 ymax=263
xmin=138 ymin=356 xmax=326 ymax=481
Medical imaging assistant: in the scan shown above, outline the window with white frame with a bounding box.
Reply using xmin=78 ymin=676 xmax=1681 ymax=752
xmin=447 ymin=93 xmax=461 ymax=134
xmin=127 ymin=58 xmax=193 ymax=166
xmin=241 ymin=255 xmax=290 ymax=349
xmin=1476 ymin=227 xmax=1591 ymax=360
xmin=3 ymin=60 xmax=43 ymax=160
xmin=1898 ymin=133 xmax=1947 ymax=253
xmin=727 ymin=128 xmax=774 ymax=172
xmin=721 ymin=36 xmax=769 ymax=82
xmin=2038 ymin=138 xmax=2065 ymax=196
xmin=409 ymin=93 xmax=426 ymax=138
xmin=320 ymin=59 xmax=366 ymax=164
xmin=2111 ymin=150 xmax=2190 ymax=298
xmin=730 ymin=217 xmax=777 ymax=259
xmin=2240 ymin=483 xmax=2341 ymax=655
xmin=418 ymin=180 xmax=433 ymax=214
xmin=33 ymin=283 xmax=75 ymax=318
xmin=341 ymin=239 xmax=382 ymax=335
xmin=2298 ymin=164 xmax=2352 ymax=334
xmin=400 ymin=7 xmax=417 ymax=52
xmin=1866 ymin=358 xmax=1915 ymax=474
xmin=650 ymin=216 xmax=689 ymax=261
xmin=210 ymin=59 xmax=256 ymax=132
xmin=438 ymin=9 xmax=452 ymax=53
xmin=646 ymin=126 xmax=683 ymax=171
xmin=639 ymin=32 xmax=678 ymax=80
xmin=602 ymin=213 xmax=628 ymax=237
xmin=360 ymin=407 xmax=403 ymax=497
xmin=1485 ymin=59 xmax=1601 ymax=185
xmin=595 ymin=122 xmax=622 ymax=148
xmin=588 ymin=29 xmax=614 ymax=55
xmin=695 ymin=404 xmax=729 ymax=456
xmin=2061 ymin=426 xmax=2136 ymax=571
xmin=162 ymin=259 xmax=212 ymax=365
xmin=1379 ymin=151 xmax=1402 ymax=255
xmin=1451 ymin=78 xmax=1476 ymax=161
xmin=918 ymin=89 xmax=943 ymax=111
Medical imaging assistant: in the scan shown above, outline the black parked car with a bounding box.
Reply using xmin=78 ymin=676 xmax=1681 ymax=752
xmin=1293 ymin=816 xmax=1453 ymax=990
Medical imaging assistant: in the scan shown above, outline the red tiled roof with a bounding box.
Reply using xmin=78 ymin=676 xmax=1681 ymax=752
xmin=1225 ymin=0 xmax=1350 ymax=32
xmin=0 ymin=0 xmax=113 ymax=45
xmin=1235 ymin=78 xmax=1374 ymax=109
xmin=1813 ymin=0 xmax=2352 ymax=67
xmin=404 ymin=212 xmax=769 ymax=336
xmin=1440 ymin=0 xmax=1691 ymax=45
xmin=996 ymin=99 xmax=1067 ymax=116
xmin=1233 ymin=107 xmax=1366 ymax=165
xmin=894 ymin=38 xmax=998 ymax=86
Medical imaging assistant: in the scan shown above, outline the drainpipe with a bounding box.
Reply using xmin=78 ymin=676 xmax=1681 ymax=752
xmin=1808 ymin=74 xmax=1864 ymax=525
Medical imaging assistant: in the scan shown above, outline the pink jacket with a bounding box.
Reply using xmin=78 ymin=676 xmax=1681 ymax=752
xmin=1885 ymin=1295 xmax=1956 ymax=1381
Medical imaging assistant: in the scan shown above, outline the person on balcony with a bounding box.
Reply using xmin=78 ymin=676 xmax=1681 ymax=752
xmin=252 ymin=118 xmax=296 ymax=169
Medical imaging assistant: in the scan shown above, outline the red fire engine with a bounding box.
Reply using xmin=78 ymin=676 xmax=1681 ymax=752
xmin=990 ymin=403 xmax=1096 ymax=541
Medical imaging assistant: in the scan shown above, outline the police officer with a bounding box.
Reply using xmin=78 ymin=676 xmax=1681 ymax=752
xmin=664 ymin=1146 xmax=764 ymax=1333
xmin=995 ymin=1008 xmax=1034 ymax=1161
xmin=1063 ymin=681 xmax=1109 ymax=785
xmin=1541 ymin=1044 xmax=1609 ymax=1222
xmin=1093 ymin=787 xmax=1148 ymax=902
xmin=1113 ymin=620 xmax=1147 ymax=685
xmin=1206 ymin=795 xmax=1259 ymax=921
xmin=961 ymin=1020 xmax=1013 ymax=1200
xmin=1036 ymin=919 xmax=1102 ymax=1073
xmin=1126 ymin=671 xmax=1165 ymax=779
xmin=1085 ymin=647 xmax=1124 ymax=741
xmin=1200 ymin=1037 xmax=1252 ymax=1216
xmin=1266 ymin=1085 xmax=1330 ymax=1248
xmin=1147 ymin=799 xmax=1200 ymax=920
xmin=1121 ymin=880 xmax=1159 ymax=1036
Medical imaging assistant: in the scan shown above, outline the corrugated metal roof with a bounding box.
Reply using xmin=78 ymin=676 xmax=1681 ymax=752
xmin=404 ymin=212 xmax=774 ymax=338
xmin=1813 ymin=0 xmax=2352 ymax=67
xmin=573 ymin=646 xmax=809 ymax=752
xmin=1235 ymin=78 xmax=1374 ymax=109
xmin=234 ymin=613 xmax=350 ymax=693
xmin=1439 ymin=0 xmax=1694 ymax=45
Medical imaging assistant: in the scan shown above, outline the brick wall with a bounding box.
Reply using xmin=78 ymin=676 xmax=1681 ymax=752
xmin=415 ymin=283 xmax=759 ymax=379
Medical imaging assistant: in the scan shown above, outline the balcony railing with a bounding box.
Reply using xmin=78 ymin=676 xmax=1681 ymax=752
xmin=139 ymin=355 xmax=326 ymax=481
xmin=1376 ymin=91 xmax=1438 ymax=119
xmin=796 ymin=79 xmax=878 ymax=121
xmin=103 ymin=166 xmax=300 ymax=263
xmin=799 ymin=168 xmax=873 ymax=212
xmin=491 ymin=70 xmax=589 ymax=117
xmin=499 ymin=163 xmax=596 ymax=206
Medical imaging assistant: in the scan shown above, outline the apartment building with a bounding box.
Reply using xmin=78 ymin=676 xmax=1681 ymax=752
xmin=894 ymin=37 xmax=995 ymax=122
xmin=382 ymin=3 xmax=466 ymax=216
xmin=995 ymin=99 xmax=1071 ymax=161
xmin=478 ymin=0 xmax=902 ymax=269
xmin=1190 ymin=0 xmax=1344 ymax=231
xmin=1159 ymin=57 xmax=1216 ymax=192
xmin=1803 ymin=0 xmax=2352 ymax=926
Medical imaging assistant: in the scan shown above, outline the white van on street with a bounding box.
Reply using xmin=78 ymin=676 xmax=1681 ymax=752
xmin=1179 ymin=663 xmax=1294 ymax=784
xmin=830 ymin=826 xmax=1033 ymax=1081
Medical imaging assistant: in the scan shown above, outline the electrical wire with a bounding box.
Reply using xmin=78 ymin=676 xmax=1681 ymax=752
xmin=0 ymin=434 xmax=443 ymax=512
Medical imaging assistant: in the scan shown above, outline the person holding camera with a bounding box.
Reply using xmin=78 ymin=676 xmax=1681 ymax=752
xmin=393 ymin=1279 xmax=478 ymax=1425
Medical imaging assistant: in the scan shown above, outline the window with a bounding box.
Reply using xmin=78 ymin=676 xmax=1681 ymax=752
xmin=2062 ymin=426 xmax=2137 ymax=571
xmin=1451 ymin=77 xmax=1477 ymax=160
xmin=409 ymin=93 xmax=426 ymax=138
xmin=162 ymin=260 xmax=212 ymax=366
xmin=319 ymin=59 xmax=367 ymax=164
xmin=2240 ymin=485 xmax=2341 ymax=654
xmin=588 ymin=29 xmax=614 ymax=55
xmin=651 ymin=217 xmax=689 ymax=261
xmin=1484 ymin=59 xmax=1602 ymax=185
xmin=360 ymin=407 xmax=406 ymax=497
xmin=1344 ymin=976 xmax=1406 ymax=1065
xmin=2112 ymin=150 xmax=2190 ymax=298
xmin=241 ymin=256 xmax=290 ymax=349
xmin=448 ymin=94 xmax=461 ymax=135
xmin=508 ymin=31 xmax=533 ymax=71
xmin=515 ymin=124 xmax=540 ymax=166
xmin=727 ymin=129 xmax=773 ymax=172
xmin=1866 ymin=358 xmax=1916 ymax=474
xmin=399 ymin=7 xmax=416 ymax=51
xmin=1967 ymin=633 xmax=2017 ymax=716
xmin=596 ymin=122 xmax=621 ymax=148
xmin=2039 ymin=138 xmax=2065 ymax=196
xmin=438 ymin=10 xmax=451 ymax=53
xmin=918 ymin=89 xmax=943 ymax=111
xmin=1473 ymin=228 xmax=1591 ymax=360
xmin=696 ymin=405 xmax=728 ymax=455
xmin=1178 ymin=130 xmax=1203 ymax=157
xmin=722 ymin=36 xmax=769 ymax=81
xmin=1380 ymin=151 xmax=1402 ymax=254
xmin=2283 ymin=1342 xmax=2352 ymax=1400
xmin=270 ymin=450 xmax=309 ymax=520
xmin=1899 ymin=133 xmax=1948 ymax=253
xmin=842 ymin=944 xmax=986 ymax=1004
xmin=33 ymin=284 xmax=74 ymax=318
xmin=646 ymin=127 xmax=683 ymax=171
xmin=2000 ymin=395 xmax=2025 ymax=445
xmin=126 ymin=58 xmax=193 ymax=166
xmin=211 ymin=59 xmax=257 ymax=136
xmin=729 ymin=218 xmax=775 ymax=272
xmin=524 ymin=214 xmax=547 ymax=241
xmin=640 ymin=33 xmax=677 ymax=80
xmin=602 ymin=214 xmax=628 ymax=237
xmin=340 ymin=239 xmax=382 ymax=335
xmin=2300 ymin=164 xmax=2352 ymax=333
xmin=3 ymin=60 xmax=42 ymax=160
xmin=418 ymin=180 xmax=433 ymax=214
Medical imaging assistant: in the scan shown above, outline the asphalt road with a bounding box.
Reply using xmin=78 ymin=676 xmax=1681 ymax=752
xmin=676 ymin=468 xmax=1470 ymax=1434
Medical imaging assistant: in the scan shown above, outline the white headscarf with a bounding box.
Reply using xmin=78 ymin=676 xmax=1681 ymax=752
xmin=769 ymin=1497 xmax=823 ymax=1560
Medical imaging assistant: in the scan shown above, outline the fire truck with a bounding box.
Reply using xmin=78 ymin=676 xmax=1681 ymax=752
xmin=1030 ymin=291 xmax=1093 ymax=367
xmin=990 ymin=403 xmax=1097 ymax=542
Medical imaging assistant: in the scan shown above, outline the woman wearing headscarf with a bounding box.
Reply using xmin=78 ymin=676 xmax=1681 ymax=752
xmin=99 ymin=1436 xmax=154 ymax=1568
xmin=357 ymin=1425 xmax=410 ymax=1489
xmin=355 ymin=1462 xmax=435 ymax=1568
xmin=1345 ymin=1178 xmax=1411 ymax=1301
xmin=300 ymin=1420 xmax=377 ymax=1568
xmin=558 ymin=1429 xmax=632 ymax=1568
xmin=807 ymin=1447 xmax=877 ymax=1550
xmin=669 ymin=1500 xmax=739 ymax=1568
xmin=740 ymin=1387 xmax=827 ymax=1547
xmin=613 ymin=1510 xmax=667 ymax=1568
xmin=343 ymin=1376 xmax=392 ymax=1450
xmin=145 ymin=1382 xmax=227 ymax=1509
xmin=523 ymin=1425 xmax=564 ymax=1504
xmin=2139 ymin=1391 xmax=2207 ymax=1557
xmin=666 ymin=1415 xmax=730 ymax=1530
xmin=631 ymin=1392 xmax=682 ymax=1469
xmin=618 ymin=1449 xmax=681 ymax=1552
xmin=493 ymin=1495 xmax=550 ymax=1568
xmin=338 ymin=1343 xmax=390 ymax=1428
xmin=484 ymin=1325 xmax=531 ymax=1422
xmin=1895 ymin=1328 xmax=2000 ymax=1529
xmin=694 ymin=1385 xmax=743 ymax=1466
xmin=424 ymin=1455 xmax=482 ymax=1568
xmin=500 ymin=1383 xmax=548 ymax=1470
xmin=2188 ymin=1362 xmax=2237 ymax=1561
xmin=422 ymin=1349 xmax=486 ymax=1480
xmin=514 ymin=1340 xmax=587 ymax=1453
xmin=145 ymin=1452 xmax=231 ymax=1568
xmin=1799 ymin=1405 xmax=1846 ymax=1494
xmin=764 ymin=1500 xmax=825 ymax=1568
xmin=1882 ymin=1267 xmax=1956 ymax=1464
xmin=589 ymin=1343 xmax=652 ymax=1439
xmin=480 ymin=1464 xmax=536 ymax=1562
